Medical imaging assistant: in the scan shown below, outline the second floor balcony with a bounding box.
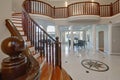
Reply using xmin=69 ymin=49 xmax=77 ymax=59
xmin=24 ymin=0 xmax=120 ymax=19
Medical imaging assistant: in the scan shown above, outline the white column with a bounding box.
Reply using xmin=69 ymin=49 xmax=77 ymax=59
xmin=83 ymin=30 xmax=86 ymax=41
xmin=92 ymin=24 xmax=96 ymax=52
xmin=70 ymin=26 xmax=74 ymax=52
xmin=55 ymin=25 xmax=60 ymax=38
xmin=61 ymin=32 xmax=65 ymax=44
xmin=108 ymin=23 xmax=112 ymax=54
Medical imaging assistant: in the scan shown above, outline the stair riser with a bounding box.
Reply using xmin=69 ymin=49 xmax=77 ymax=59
xmin=19 ymin=31 xmax=24 ymax=35
xmin=29 ymin=47 xmax=35 ymax=55
xmin=33 ymin=53 xmax=40 ymax=59
xmin=22 ymin=36 xmax=27 ymax=41
xmin=16 ymin=27 xmax=23 ymax=30
xmin=26 ymin=41 xmax=31 ymax=47
xmin=40 ymin=59 xmax=46 ymax=70
xmin=12 ymin=16 xmax=22 ymax=18
xmin=12 ymin=18 xmax=22 ymax=21
xmin=14 ymin=24 xmax=22 ymax=27
xmin=12 ymin=21 xmax=22 ymax=24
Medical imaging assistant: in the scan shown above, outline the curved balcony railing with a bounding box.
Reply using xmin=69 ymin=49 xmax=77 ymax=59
xmin=24 ymin=0 xmax=54 ymax=17
xmin=24 ymin=0 xmax=120 ymax=18
xmin=55 ymin=7 xmax=68 ymax=18
xmin=100 ymin=5 xmax=111 ymax=17
xmin=68 ymin=2 xmax=100 ymax=16
xmin=112 ymin=0 xmax=120 ymax=15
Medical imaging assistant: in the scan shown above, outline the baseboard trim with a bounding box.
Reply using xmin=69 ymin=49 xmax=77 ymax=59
xmin=110 ymin=53 xmax=120 ymax=56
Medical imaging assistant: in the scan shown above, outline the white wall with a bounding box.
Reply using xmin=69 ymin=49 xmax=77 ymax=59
xmin=41 ymin=0 xmax=116 ymax=7
xmin=0 ymin=0 xmax=12 ymax=68
xmin=12 ymin=0 xmax=24 ymax=12
xmin=96 ymin=25 xmax=109 ymax=53
xmin=112 ymin=26 xmax=120 ymax=54
xmin=111 ymin=13 xmax=120 ymax=25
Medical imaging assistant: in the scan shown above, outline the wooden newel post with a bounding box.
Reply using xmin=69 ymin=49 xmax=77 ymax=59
xmin=1 ymin=37 xmax=27 ymax=80
xmin=55 ymin=37 xmax=61 ymax=68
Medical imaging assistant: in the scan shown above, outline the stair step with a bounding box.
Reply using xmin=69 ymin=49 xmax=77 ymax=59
xmin=15 ymin=26 xmax=23 ymax=28
xmin=16 ymin=27 xmax=23 ymax=30
xmin=26 ymin=40 xmax=31 ymax=47
xmin=28 ymin=46 xmax=35 ymax=55
xmin=39 ymin=57 xmax=46 ymax=70
xmin=32 ymin=55 xmax=46 ymax=70
xmin=12 ymin=15 xmax=22 ymax=18
xmin=61 ymin=69 xmax=72 ymax=80
xmin=13 ymin=23 xmax=22 ymax=26
xmin=40 ymin=63 xmax=53 ymax=80
xmin=12 ymin=20 xmax=22 ymax=24
xmin=40 ymin=64 xmax=72 ymax=80
xmin=11 ymin=18 xmax=22 ymax=21
xmin=33 ymin=53 xmax=40 ymax=59
xmin=12 ymin=16 xmax=22 ymax=18
xmin=12 ymin=13 xmax=22 ymax=16
xmin=19 ymin=30 xmax=24 ymax=35
xmin=51 ymin=66 xmax=62 ymax=80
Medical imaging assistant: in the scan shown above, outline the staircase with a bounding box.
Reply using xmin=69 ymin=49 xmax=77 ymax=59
xmin=11 ymin=13 xmax=45 ymax=69
xmin=11 ymin=13 xmax=72 ymax=80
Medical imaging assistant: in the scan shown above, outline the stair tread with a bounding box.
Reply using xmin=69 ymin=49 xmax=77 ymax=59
xmin=51 ymin=67 xmax=72 ymax=80
xmin=12 ymin=18 xmax=22 ymax=20
xmin=40 ymin=63 xmax=53 ymax=80
xmin=40 ymin=64 xmax=72 ymax=80
xmin=18 ymin=30 xmax=24 ymax=32
xmin=12 ymin=20 xmax=22 ymax=22
xmin=12 ymin=21 xmax=22 ymax=24
xmin=13 ymin=24 xmax=22 ymax=26
xmin=26 ymin=40 xmax=31 ymax=42
xmin=61 ymin=69 xmax=72 ymax=80
xmin=21 ymin=35 xmax=27 ymax=36
xmin=12 ymin=16 xmax=21 ymax=18
xmin=15 ymin=26 xmax=23 ymax=27
xmin=12 ymin=13 xmax=22 ymax=16
xmin=11 ymin=18 xmax=22 ymax=21
xmin=16 ymin=27 xmax=23 ymax=29
xmin=36 ymin=56 xmax=45 ymax=64
xmin=51 ymin=66 xmax=62 ymax=80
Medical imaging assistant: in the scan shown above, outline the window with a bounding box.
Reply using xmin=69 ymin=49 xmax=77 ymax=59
xmin=47 ymin=25 xmax=55 ymax=38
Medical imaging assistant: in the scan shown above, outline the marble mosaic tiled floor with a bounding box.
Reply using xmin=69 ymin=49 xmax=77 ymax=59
xmin=62 ymin=45 xmax=120 ymax=80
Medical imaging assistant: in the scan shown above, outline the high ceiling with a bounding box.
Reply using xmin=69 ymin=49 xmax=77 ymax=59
xmin=41 ymin=0 xmax=116 ymax=7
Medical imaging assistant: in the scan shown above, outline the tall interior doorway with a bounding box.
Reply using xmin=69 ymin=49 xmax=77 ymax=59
xmin=99 ymin=31 xmax=104 ymax=52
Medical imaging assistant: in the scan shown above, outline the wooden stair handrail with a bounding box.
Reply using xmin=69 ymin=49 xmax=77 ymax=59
xmin=22 ymin=8 xmax=55 ymax=41
xmin=5 ymin=19 xmax=23 ymax=40
xmin=22 ymin=0 xmax=62 ymax=68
